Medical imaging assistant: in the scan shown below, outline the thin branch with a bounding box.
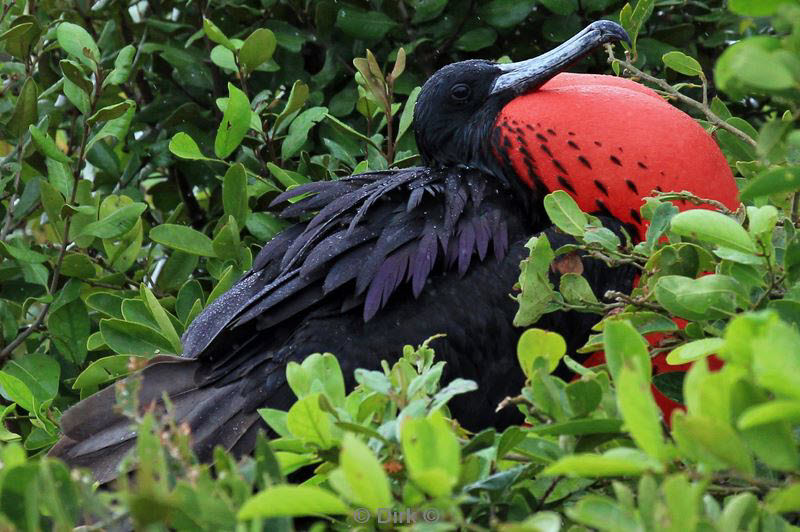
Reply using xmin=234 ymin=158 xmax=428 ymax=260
xmin=654 ymin=191 xmax=735 ymax=216
xmin=0 ymin=142 xmax=25 ymax=241
xmin=605 ymin=45 xmax=757 ymax=149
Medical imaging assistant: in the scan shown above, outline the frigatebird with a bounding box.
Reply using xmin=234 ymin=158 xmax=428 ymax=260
xmin=50 ymin=21 xmax=739 ymax=482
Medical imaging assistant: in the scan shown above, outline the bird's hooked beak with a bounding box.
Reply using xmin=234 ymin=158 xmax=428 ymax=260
xmin=491 ymin=20 xmax=630 ymax=97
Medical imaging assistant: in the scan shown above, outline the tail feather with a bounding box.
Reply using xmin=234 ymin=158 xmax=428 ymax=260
xmin=50 ymin=355 xmax=265 ymax=483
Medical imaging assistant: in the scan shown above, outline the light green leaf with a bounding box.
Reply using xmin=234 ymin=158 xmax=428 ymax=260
xmin=238 ymin=485 xmax=349 ymax=519
xmin=603 ymin=320 xmax=650 ymax=382
xmin=662 ymin=51 xmax=703 ymax=77
xmin=738 ymin=400 xmax=800 ymax=430
xmin=140 ymin=284 xmax=182 ymax=354
xmin=670 ymin=210 xmax=755 ymax=253
xmin=79 ymin=202 xmax=146 ymax=239
xmin=543 ymin=448 xmax=663 ymax=477
xmin=617 ymin=367 xmax=668 ymax=462
xmin=517 ymin=328 xmax=566 ymax=376
xmin=56 ymin=22 xmax=99 ymax=68
xmin=215 ymin=83 xmax=251 ymax=159
xmin=286 ymin=393 xmax=336 ymax=448
xmin=543 ymin=190 xmax=588 ymax=236
xmin=150 ymin=224 xmax=216 ymax=257
xmin=329 ymin=433 xmax=391 ymax=511
xmin=87 ymin=100 xmax=133 ymax=126
xmin=28 ymin=125 xmax=71 ymax=164
xmin=203 ymin=18 xmax=235 ymax=51
xmin=99 ymin=318 xmax=174 ymax=356
xmin=273 ymin=81 xmax=309 ymax=135
xmin=739 ymin=166 xmax=800 ymax=202
xmin=169 ymin=132 xmax=209 ymax=160
xmin=402 ymin=411 xmax=460 ymax=497
xmin=240 ymin=28 xmax=276 ymax=73
xmin=666 ymin=338 xmax=724 ymax=366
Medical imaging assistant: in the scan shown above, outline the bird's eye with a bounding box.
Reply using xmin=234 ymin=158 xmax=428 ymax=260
xmin=450 ymin=83 xmax=471 ymax=102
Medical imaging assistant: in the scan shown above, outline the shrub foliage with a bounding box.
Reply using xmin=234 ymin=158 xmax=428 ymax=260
xmin=1 ymin=0 xmax=800 ymax=529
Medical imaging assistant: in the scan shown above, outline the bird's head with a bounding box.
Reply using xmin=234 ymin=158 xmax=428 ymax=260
xmin=413 ymin=20 xmax=630 ymax=178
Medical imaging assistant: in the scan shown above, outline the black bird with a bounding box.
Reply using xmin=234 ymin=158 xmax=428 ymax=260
xmin=51 ymin=21 xmax=633 ymax=482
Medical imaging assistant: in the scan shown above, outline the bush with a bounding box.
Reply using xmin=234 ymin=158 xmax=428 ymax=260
xmin=1 ymin=0 xmax=799 ymax=529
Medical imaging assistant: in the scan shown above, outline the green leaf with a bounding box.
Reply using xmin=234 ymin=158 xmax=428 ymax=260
xmin=738 ymin=400 xmax=800 ymax=430
xmin=238 ymin=485 xmax=349 ymax=519
xmin=48 ymin=298 xmax=90 ymax=365
xmin=543 ymin=190 xmax=588 ymax=236
xmin=240 ymin=28 xmax=276 ymax=73
xmin=104 ymin=44 xmax=136 ymax=86
xmin=543 ymin=448 xmax=662 ymax=477
xmin=246 ymin=212 xmax=287 ymax=241
xmin=654 ymin=275 xmax=743 ymax=322
xmin=141 ymin=284 xmax=182 ymax=354
xmin=59 ymin=59 xmax=92 ymax=95
xmin=281 ymin=106 xmax=328 ymax=160
xmin=56 ymin=22 xmax=99 ymax=68
xmin=79 ymin=202 xmax=146 ymax=239
xmin=478 ymin=0 xmax=536 ymax=28
xmin=560 ymin=273 xmax=599 ymax=305
xmin=72 ymin=355 xmax=142 ymax=395
xmin=616 ymin=366 xmax=668 ymax=462
xmin=566 ymin=495 xmax=641 ymax=532
xmin=454 ymin=28 xmax=498 ymax=52
xmin=202 ymin=18 xmax=235 ymax=51
xmin=619 ymin=0 xmax=654 ymax=51
xmin=150 ymin=224 xmax=216 ymax=257
xmin=206 ymin=265 xmax=237 ymax=305
xmin=715 ymin=38 xmax=795 ymax=94
xmin=729 ymin=0 xmax=789 ymax=16
xmin=214 ymin=83 xmax=251 ymax=159
xmin=60 ymin=253 xmax=97 ymax=278
xmin=739 ymin=166 xmax=800 ymax=202
xmin=517 ymin=328 xmax=566 ymax=376
xmin=28 ymin=125 xmax=71 ymax=164
xmin=513 ymin=235 xmax=556 ymax=327
xmin=286 ymin=393 xmax=336 ymax=448
xmin=671 ymin=412 xmax=754 ymax=474
xmin=335 ymin=6 xmax=397 ymax=40
xmin=766 ymin=483 xmax=800 ymax=513
xmin=87 ymin=100 xmax=133 ymax=126
xmin=402 ymin=411 xmax=460 ymax=497
xmin=397 ymin=86 xmax=420 ymax=143
xmin=0 ymin=241 xmax=48 ymax=263
xmin=99 ymin=318 xmax=174 ymax=356
xmin=603 ymin=320 xmax=650 ymax=382
xmin=670 ymin=210 xmax=756 ymax=253
xmin=329 ymin=433 xmax=391 ymax=511
xmin=222 ymin=163 xmax=249 ymax=228
xmin=8 ymin=77 xmax=38 ymax=138
xmin=169 ymin=132 xmax=209 ymax=160
xmin=324 ymin=113 xmax=381 ymax=151
xmin=273 ymin=81 xmax=309 ymax=135
xmin=662 ymin=51 xmax=703 ymax=77
xmin=0 ymin=354 xmax=59 ymax=412
xmin=666 ymin=338 xmax=724 ymax=366
xmin=86 ymin=105 xmax=135 ymax=152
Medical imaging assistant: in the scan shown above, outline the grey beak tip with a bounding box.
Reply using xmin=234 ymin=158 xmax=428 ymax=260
xmin=590 ymin=20 xmax=632 ymax=46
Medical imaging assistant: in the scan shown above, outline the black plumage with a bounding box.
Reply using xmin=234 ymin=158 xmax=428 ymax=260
xmin=50 ymin=21 xmax=633 ymax=483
